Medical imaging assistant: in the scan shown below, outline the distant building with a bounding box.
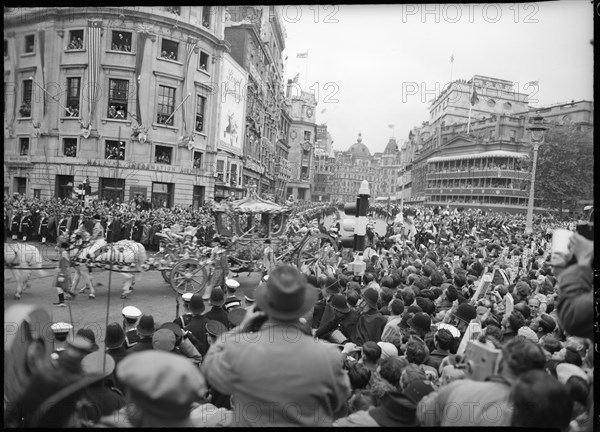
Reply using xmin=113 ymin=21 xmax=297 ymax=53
xmin=328 ymin=133 xmax=380 ymax=203
xmin=286 ymin=87 xmax=317 ymax=201
xmin=4 ymin=7 xmax=228 ymax=207
xmin=405 ymin=74 xmax=593 ymax=213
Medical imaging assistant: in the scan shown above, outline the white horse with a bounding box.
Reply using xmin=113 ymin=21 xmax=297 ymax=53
xmin=4 ymin=242 xmax=48 ymax=299
xmin=67 ymin=233 xmax=147 ymax=299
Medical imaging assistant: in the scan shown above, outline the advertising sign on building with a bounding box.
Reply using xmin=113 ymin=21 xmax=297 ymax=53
xmin=219 ymin=53 xmax=247 ymax=154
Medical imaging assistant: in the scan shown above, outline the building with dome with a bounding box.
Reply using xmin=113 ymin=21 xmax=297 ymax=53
xmin=327 ymin=133 xmax=381 ymax=203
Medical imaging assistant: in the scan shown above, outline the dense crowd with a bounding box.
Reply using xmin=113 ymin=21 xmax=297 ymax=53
xmin=3 ymin=193 xmax=594 ymax=429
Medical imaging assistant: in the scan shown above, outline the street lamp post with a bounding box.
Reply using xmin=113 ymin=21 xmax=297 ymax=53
xmin=524 ymin=116 xmax=548 ymax=235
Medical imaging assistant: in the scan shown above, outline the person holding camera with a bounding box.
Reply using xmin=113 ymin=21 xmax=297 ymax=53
xmin=555 ymin=232 xmax=593 ymax=340
xmin=417 ymin=339 xmax=547 ymax=427
xmin=201 ymin=265 xmax=351 ymax=427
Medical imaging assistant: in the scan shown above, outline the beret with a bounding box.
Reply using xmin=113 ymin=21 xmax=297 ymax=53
xmin=152 ymin=328 xmax=176 ymax=352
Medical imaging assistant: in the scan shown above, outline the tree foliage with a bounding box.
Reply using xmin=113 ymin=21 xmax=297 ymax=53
xmin=534 ymin=125 xmax=593 ymax=212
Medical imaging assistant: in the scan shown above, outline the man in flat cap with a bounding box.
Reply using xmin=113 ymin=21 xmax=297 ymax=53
xmin=99 ymin=351 xmax=209 ymax=427
xmin=202 ymin=264 xmax=351 ymax=426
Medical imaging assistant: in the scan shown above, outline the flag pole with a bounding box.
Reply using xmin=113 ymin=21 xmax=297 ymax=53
xmin=467 ymin=80 xmax=473 ymax=134
xmin=450 ymin=52 xmax=454 ymax=83
xmin=304 ymin=55 xmax=308 ymax=91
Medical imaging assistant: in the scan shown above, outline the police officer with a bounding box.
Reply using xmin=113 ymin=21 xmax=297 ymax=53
xmin=10 ymin=209 xmax=22 ymax=240
xmin=244 ymin=288 xmax=255 ymax=309
xmin=122 ymin=306 xmax=142 ymax=349
xmin=173 ymin=293 xmax=194 ymax=329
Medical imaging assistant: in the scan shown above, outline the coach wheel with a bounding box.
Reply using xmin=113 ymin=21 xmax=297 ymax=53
xmin=169 ymin=259 xmax=209 ymax=295
xmin=161 ymin=270 xmax=170 ymax=283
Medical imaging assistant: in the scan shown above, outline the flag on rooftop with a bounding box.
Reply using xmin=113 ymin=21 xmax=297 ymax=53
xmin=296 ymin=51 xmax=308 ymax=58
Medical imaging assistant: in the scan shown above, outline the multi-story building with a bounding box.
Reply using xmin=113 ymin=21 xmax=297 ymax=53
xmin=315 ymin=124 xmax=333 ymax=153
xmin=378 ymin=138 xmax=401 ymax=199
xmin=224 ymin=6 xmax=287 ymax=196
xmin=4 ymin=7 xmax=231 ymax=207
xmin=405 ymin=75 xmax=593 ymax=213
xmin=312 ymin=147 xmax=335 ymax=202
xmin=328 ymin=133 xmax=380 ymax=203
xmin=286 ymin=88 xmax=317 ymax=200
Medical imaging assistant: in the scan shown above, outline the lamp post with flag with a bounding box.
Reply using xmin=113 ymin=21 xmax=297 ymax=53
xmin=524 ymin=116 xmax=548 ymax=235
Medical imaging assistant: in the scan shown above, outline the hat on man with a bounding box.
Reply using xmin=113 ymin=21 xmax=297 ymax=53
xmin=227 ymin=308 xmax=246 ymax=327
xmin=182 ymin=293 xmax=193 ymax=303
xmin=368 ymin=391 xmax=420 ymax=427
xmin=556 ymin=363 xmax=589 ymax=385
xmin=326 ymin=280 xmax=341 ymax=295
xmin=415 ymin=297 xmax=435 ymax=315
xmin=403 ymin=380 xmax=436 ymax=405
xmin=244 ymin=289 xmax=255 ymax=303
xmin=51 ymin=322 xmax=73 ymax=341
xmin=81 ymin=351 xmax=115 ymax=378
xmin=377 ymin=341 xmax=399 ymax=359
xmin=189 ymin=293 xmax=206 ymax=315
xmin=75 ymin=328 xmax=99 ymax=352
xmin=436 ymin=323 xmax=461 ymax=339
xmin=122 ymin=306 xmax=142 ymax=322
xmin=206 ymin=320 xmax=227 ymax=338
xmin=538 ymin=313 xmax=556 ymax=333
xmin=209 ymin=287 xmax=225 ymax=307
xmin=361 ymin=288 xmax=379 ymax=309
xmin=105 ymin=323 xmax=126 ymax=349
xmin=330 ymin=294 xmax=351 ymax=313
xmin=255 ymin=265 xmax=317 ymax=321
xmin=137 ymin=315 xmax=156 ymax=337
xmin=407 ymin=312 xmax=431 ymax=334
xmin=116 ymin=351 xmax=207 ymax=420
xmin=446 ymin=286 xmax=459 ymax=302
xmin=225 ymin=279 xmax=240 ymax=291
xmin=517 ymin=326 xmax=539 ymax=344
xmin=454 ymin=303 xmax=477 ymax=324
xmin=152 ymin=328 xmax=177 ymax=352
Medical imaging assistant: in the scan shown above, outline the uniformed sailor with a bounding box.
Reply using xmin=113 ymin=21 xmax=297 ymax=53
xmin=122 ymin=306 xmax=142 ymax=349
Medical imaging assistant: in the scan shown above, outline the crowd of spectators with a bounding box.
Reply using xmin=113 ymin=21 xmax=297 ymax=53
xmin=3 ymin=194 xmax=594 ymax=429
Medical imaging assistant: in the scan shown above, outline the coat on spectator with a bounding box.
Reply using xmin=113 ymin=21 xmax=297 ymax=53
xmin=556 ymin=264 xmax=593 ymax=340
xmin=202 ymin=321 xmax=351 ymax=427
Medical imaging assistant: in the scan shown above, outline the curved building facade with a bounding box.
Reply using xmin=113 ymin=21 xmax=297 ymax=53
xmin=4 ymin=7 xmax=232 ymax=207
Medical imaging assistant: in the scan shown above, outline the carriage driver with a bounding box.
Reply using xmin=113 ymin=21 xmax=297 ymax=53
xmin=90 ymin=214 xmax=104 ymax=243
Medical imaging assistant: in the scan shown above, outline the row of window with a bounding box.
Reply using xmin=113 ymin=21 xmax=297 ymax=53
xmin=15 ymin=78 xmax=207 ymax=132
xmin=14 ymin=136 xmax=205 ymax=168
xmin=5 ymin=29 xmax=213 ymax=73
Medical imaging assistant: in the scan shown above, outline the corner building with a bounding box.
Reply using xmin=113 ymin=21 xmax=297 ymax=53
xmin=4 ymin=7 xmax=232 ymax=207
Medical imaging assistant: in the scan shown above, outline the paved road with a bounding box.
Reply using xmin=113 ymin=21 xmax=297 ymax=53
xmin=4 ymin=251 xmax=263 ymax=350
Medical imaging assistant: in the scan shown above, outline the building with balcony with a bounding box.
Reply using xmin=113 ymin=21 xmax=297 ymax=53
xmin=328 ymin=133 xmax=380 ymax=203
xmin=4 ymin=6 xmax=230 ymax=207
xmin=405 ymin=75 xmax=593 ymax=213
xmin=224 ymin=6 xmax=287 ymax=196
xmin=286 ymin=88 xmax=317 ymax=200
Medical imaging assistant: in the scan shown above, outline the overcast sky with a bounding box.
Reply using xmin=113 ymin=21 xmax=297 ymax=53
xmin=280 ymin=2 xmax=593 ymax=154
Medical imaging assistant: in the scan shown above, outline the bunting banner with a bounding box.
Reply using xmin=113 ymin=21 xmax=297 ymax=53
xmin=38 ymin=30 xmax=46 ymax=116
xmin=135 ymin=32 xmax=148 ymax=126
xmin=86 ymin=19 xmax=102 ymax=126
xmin=181 ymin=37 xmax=197 ymax=136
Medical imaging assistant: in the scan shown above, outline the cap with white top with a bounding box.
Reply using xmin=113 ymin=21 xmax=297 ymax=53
xmin=182 ymin=293 xmax=194 ymax=302
xmin=122 ymin=306 xmax=142 ymax=320
xmin=51 ymin=322 xmax=73 ymax=335
xmin=225 ymin=279 xmax=240 ymax=290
